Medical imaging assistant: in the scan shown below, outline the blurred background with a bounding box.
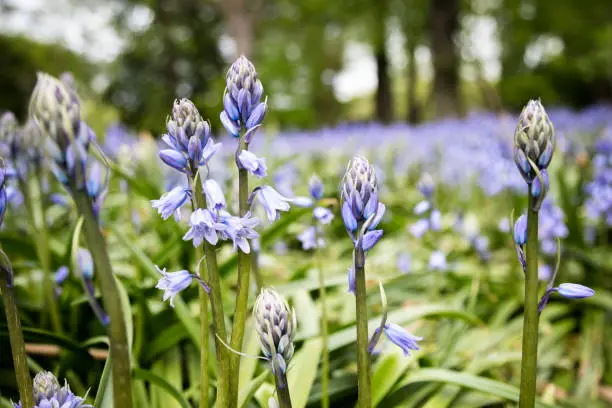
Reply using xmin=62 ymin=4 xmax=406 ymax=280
xmin=1 ymin=0 xmax=611 ymax=135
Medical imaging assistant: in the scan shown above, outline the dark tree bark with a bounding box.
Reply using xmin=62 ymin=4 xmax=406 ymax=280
xmin=406 ymin=37 xmax=420 ymax=123
xmin=374 ymin=0 xmax=393 ymax=123
xmin=429 ymin=0 xmax=462 ymax=118
xmin=218 ymin=0 xmax=254 ymax=57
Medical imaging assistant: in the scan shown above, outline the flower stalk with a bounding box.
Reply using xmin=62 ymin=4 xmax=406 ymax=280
xmin=353 ymin=245 xmax=371 ymax=408
xmin=315 ymin=232 xmax=330 ymax=408
xmin=0 ymin=251 xmax=34 ymax=408
xmin=519 ymin=194 xmax=539 ymax=408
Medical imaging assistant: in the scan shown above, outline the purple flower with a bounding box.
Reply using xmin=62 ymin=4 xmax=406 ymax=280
xmin=369 ymin=323 xmax=422 ymax=356
xmin=298 ymin=226 xmax=325 ymax=250
xmin=428 ymin=250 xmax=447 ymax=271
xmin=342 ymin=201 xmax=358 ymax=232
xmin=155 ymin=266 xmax=194 ymax=307
xmin=183 ymin=209 xmax=226 ymax=247
xmin=308 ymin=175 xmax=324 ymax=200
xmin=361 ymin=229 xmax=383 ymax=251
xmin=514 ymin=214 xmax=527 ymax=246
xmin=417 ymin=173 xmax=434 ymax=199
xmin=203 ymin=179 xmax=226 ymax=210
xmin=556 ymin=283 xmax=595 ymax=299
xmin=498 ymin=217 xmax=510 ymax=233
xmin=238 ymin=150 xmax=267 ymax=178
xmin=538 ymin=264 xmax=552 ymax=281
xmin=218 ymin=210 xmax=260 ymax=253
xmin=256 ymin=185 xmax=291 ymax=223
xmin=160 ymin=149 xmax=189 ymax=174
xmin=201 ymin=138 xmax=222 ymax=165
xmin=77 ymin=248 xmax=94 ymax=279
xmin=151 ymin=186 xmax=191 ymax=221
xmin=413 ymin=200 xmax=431 ymax=215
xmin=54 ymin=266 xmax=70 ymax=285
xmin=410 ymin=219 xmax=429 ymax=238
xmin=531 ymin=169 xmax=549 ymax=198
xmin=313 ymin=206 xmax=334 ymax=224
xmin=429 ymin=209 xmax=442 ymax=231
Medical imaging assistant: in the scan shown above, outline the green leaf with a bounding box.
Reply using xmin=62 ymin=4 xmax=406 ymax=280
xmin=111 ymin=225 xmax=200 ymax=347
xmin=371 ymin=349 xmax=413 ymax=407
xmin=238 ymin=370 xmax=270 ymax=408
xmin=394 ymin=368 xmax=553 ymax=408
xmin=238 ymin=320 xmax=262 ymax=395
xmin=287 ymin=338 xmax=323 ymax=408
xmin=133 ymin=367 xmax=191 ymax=408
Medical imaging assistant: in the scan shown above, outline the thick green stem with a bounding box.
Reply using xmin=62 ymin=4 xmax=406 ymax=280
xmin=228 ymin=138 xmax=252 ymax=406
xmin=0 ymin=257 xmax=34 ymax=408
xmin=72 ymin=189 xmax=132 ymax=408
xmin=199 ymin=283 xmax=209 ymax=406
xmin=274 ymin=369 xmax=293 ymax=408
xmin=519 ymin=193 xmax=540 ymax=408
xmin=315 ymin=241 xmax=329 ymax=408
xmin=18 ymin=175 xmax=62 ymax=333
xmin=354 ymin=246 xmax=371 ymax=408
xmin=190 ymin=177 xmax=229 ymax=408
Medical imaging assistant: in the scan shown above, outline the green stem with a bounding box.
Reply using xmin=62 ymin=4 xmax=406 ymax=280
xmin=315 ymin=237 xmax=329 ymax=408
xmin=354 ymin=246 xmax=371 ymax=408
xmin=0 ymin=254 xmax=34 ymax=408
xmin=519 ymin=193 xmax=540 ymax=408
xmin=18 ymin=175 xmax=62 ymax=333
xmin=274 ymin=369 xmax=293 ymax=408
xmin=228 ymin=138 xmax=252 ymax=406
xmin=199 ymin=283 xmax=209 ymax=407
xmin=72 ymin=189 xmax=132 ymax=408
xmin=190 ymin=177 xmax=229 ymax=408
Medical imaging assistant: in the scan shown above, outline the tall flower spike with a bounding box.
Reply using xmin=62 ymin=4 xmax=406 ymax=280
xmin=340 ymin=156 xmax=385 ymax=243
xmin=221 ymin=55 xmax=268 ymax=141
xmin=14 ymin=371 xmax=92 ymax=408
xmin=513 ymin=100 xmax=555 ymax=183
xmin=29 ymin=72 xmax=91 ymax=188
xmin=161 ymin=99 xmax=216 ymax=176
xmin=253 ymin=288 xmax=296 ymax=375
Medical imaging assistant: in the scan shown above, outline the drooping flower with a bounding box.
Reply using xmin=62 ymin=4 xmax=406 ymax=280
xmin=151 ymin=186 xmax=191 ymax=221
xmin=203 ymin=179 xmax=227 ymax=210
xmin=238 ymin=150 xmax=267 ymax=178
xmin=368 ymin=323 xmax=422 ymax=356
xmin=218 ymin=210 xmax=260 ymax=253
xmin=556 ymin=283 xmax=595 ymax=299
xmin=183 ymin=208 xmax=226 ymax=247
xmin=155 ymin=266 xmax=194 ymax=307
xmin=255 ymin=185 xmax=291 ymax=223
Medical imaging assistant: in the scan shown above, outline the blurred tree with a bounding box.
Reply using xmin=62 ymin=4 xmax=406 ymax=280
xmin=0 ymin=34 xmax=90 ymax=120
xmin=497 ymin=0 xmax=612 ymax=109
xmin=373 ymin=0 xmax=393 ymax=123
xmin=429 ymin=0 xmax=462 ymax=118
xmin=217 ymin=0 xmax=256 ymax=57
xmin=106 ymin=0 xmax=224 ymax=132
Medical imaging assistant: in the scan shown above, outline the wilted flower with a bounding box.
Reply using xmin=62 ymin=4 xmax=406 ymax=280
xmin=253 ymin=288 xmax=296 ymax=375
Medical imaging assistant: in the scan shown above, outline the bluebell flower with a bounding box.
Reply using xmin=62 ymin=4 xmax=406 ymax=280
xmin=222 ymin=56 xmax=268 ymax=140
xmin=347 ymin=267 xmax=355 ymax=294
xmin=538 ymin=199 xmax=568 ymax=255
xmin=413 ymin=200 xmax=431 ymax=215
xmin=368 ymin=323 xmax=422 ymax=356
xmin=54 ymin=266 xmax=70 ymax=285
xmin=13 ymin=371 xmax=92 ymax=408
xmin=429 ymin=209 xmax=442 ymax=231
xmin=417 ymin=173 xmax=434 ymax=199
xmin=313 ymin=206 xmax=333 ymax=224
xmin=397 ymin=253 xmax=412 ymax=274
xmin=498 ymin=217 xmax=510 ymax=233
xmin=255 ymin=185 xmax=291 ymax=223
xmin=183 ymin=208 xmax=226 ymax=247
xmin=155 ymin=266 xmax=195 ymax=307
xmin=218 ymin=210 xmax=260 ymax=253
xmin=308 ymin=175 xmax=324 ymax=200
xmin=238 ymin=150 xmax=267 ymax=178
xmin=530 ymin=169 xmax=549 ymax=198
xmin=297 ymin=226 xmax=325 ymax=250
xmin=160 ymin=149 xmax=189 ymax=173
xmin=77 ymin=248 xmax=94 ymax=279
xmin=556 ymin=283 xmax=595 ymax=299
xmin=538 ymin=264 xmax=552 ymax=281
xmin=410 ymin=219 xmax=429 ymax=238
xmin=514 ymin=214 xmax=528 ymax=246
xmin=428 ymin=250 xmax=447 ymax=271
xmin=203 ymin=179 xmax=226 ymax=210
xmin=361 ymin=229 xmax=383 ymax=251
xmin=151 ymin=186 xmax=191 ymax=221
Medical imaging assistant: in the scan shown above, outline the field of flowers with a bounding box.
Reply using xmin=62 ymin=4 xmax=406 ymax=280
xmin=1 ymin=57 xmax=612 ymax=408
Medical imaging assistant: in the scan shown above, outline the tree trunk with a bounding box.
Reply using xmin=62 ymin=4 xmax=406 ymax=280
xmin=219 ymin=0 xmax=254 ymax=57
xmin=374 ymin=0 xmax=393 ymax=123
xmin=429 ymin=0 xmax=461 ymax=118
xmin=406 ymin=37 xmax=420 ymax=123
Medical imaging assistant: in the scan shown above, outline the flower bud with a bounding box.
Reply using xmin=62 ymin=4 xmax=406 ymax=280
xmin=33 ymin=371 xmax=61 ymax=403
xmin=514 ymin=100 xmax=555 ymax=183
xmin=340 ymin=156 xmax=379 ymax=231
xmin=253 ymin=288 xmax=296 ymax=374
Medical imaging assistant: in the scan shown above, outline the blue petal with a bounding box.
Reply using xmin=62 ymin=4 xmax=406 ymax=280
xmin=557 ymin=283 xmax=594 ymax=299
xmin=220 ymin=111 xmax=239 ymax=137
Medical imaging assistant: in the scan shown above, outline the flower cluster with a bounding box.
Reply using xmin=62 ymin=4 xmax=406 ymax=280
xmin=297 ymin=175 xmax=334 ymax=250
xmin=584 ymin=139 xmax=612 ymax=225
xmin=13 ymin=371 xmax=91 ymax=408
xmin=253 ymin=288 xmax=296 ymax=375
xmin=410 ymin=173 xmax=441 ymax=238
xmin=220 ymin=55 xmax=268 ymax=140
xmin=29 ymin=73 xmax=93 ymax=190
